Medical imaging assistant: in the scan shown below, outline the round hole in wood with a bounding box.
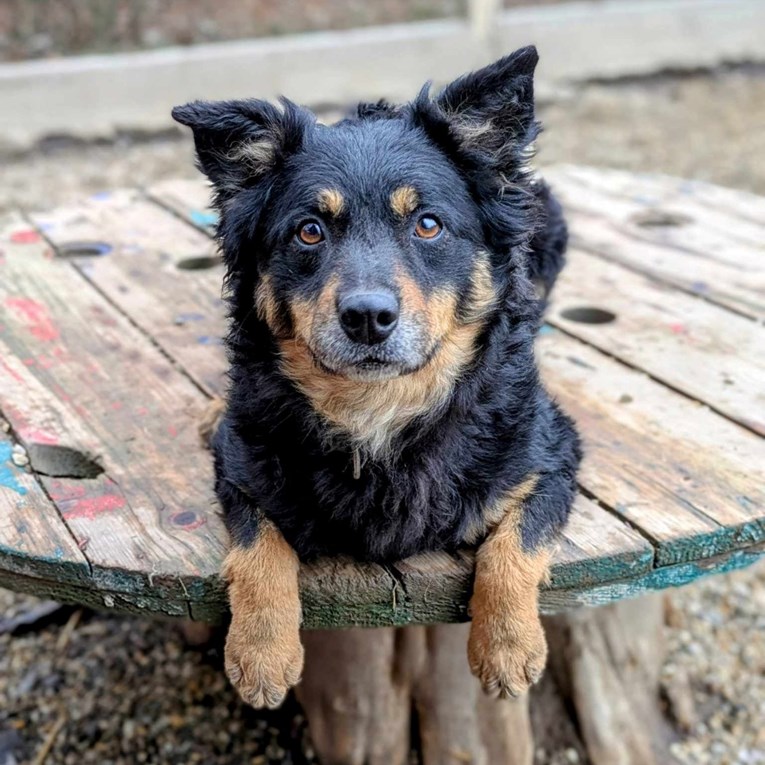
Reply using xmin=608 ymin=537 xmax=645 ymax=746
xmin=630 ymin=209 xmax=693 ymax=228
xmin=176 ymin=255 xmax=220 ymax=270
xmin=58 ymin=241 xmax=112 ymax=257
xmin=26 ymin=444 xmax=104 ymax=479
xmin=560 ymin=306 xmax=616 ymax=325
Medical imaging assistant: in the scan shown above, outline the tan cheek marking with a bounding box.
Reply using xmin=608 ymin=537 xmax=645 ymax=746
xmin=255 ymin=274 xmax=283 ymax=335
xmin=390 ymin=185 xmax=419 ymax=218
xmin=288 ymin=276 xmax=339 ymax=345
xmin=462 ymin=254 xmax=497 ymax=325
xmin=317 ymin=188 xmax=345 ymax=217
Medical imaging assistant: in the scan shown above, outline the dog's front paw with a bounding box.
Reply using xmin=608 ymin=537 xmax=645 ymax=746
xmin=467 ymin=612 xmax=547 ymax=699
xmin=225 ymin=610 xmax=304 ymax=709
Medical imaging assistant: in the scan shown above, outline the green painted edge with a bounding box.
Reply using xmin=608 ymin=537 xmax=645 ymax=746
xmin=4 ymin=544 xmax=762 ymax=628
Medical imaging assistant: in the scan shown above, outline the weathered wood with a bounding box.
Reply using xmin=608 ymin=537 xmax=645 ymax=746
xmin=0 ymin=212 xmax=228 ymax=602
xmin=547 ymin=166 xmax=765 ymax=320
xmin=413 ymin=623 xmax=533 ymax=765
xmin=298 ymin=628 xmax=414 ymax=765
xmin=299 ymin=623 xmax=534 ymax=765
xmin=147 ymin=179 xmax=219 ymax=235
xmin=539 ymin=330 xmax=765 ymax=566
xmin=550 ymin=249 xmax=765 ymax=436
xmin=31 ymin=190 xmax=227 ymax=397
xmin=2 ymin=168 xmax=764 ymax=627
xmin=0 ymin=431 xmax=90 ymax=584
xmin=545 ymin=595 xmax=675 ymax=765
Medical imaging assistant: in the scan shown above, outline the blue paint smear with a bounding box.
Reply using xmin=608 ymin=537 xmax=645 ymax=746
xmin=175 ymin=312 xmax=205 ymax=324
xmin=91 ymin=191 xmax=112 ymax=201
xmin=197 ymin=335 xmax=224 ymax=346
xmin=538 ymin=325 xmax=555 ymax=336
xmin=190 ymin=209 xmax=219 ymax=228
xmin=0 ymin=442 xmax=28 ymax=496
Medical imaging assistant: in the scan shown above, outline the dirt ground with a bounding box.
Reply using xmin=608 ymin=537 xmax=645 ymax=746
xmin=1 ymin=66 xmax=764 ymax=765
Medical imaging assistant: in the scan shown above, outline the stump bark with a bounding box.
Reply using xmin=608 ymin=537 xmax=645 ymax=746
xmin=298 ymin=595 xmax=678 ymax=765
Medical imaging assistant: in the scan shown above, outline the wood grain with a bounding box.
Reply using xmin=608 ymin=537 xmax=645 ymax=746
xmin=549 ymin=249 xmax=765 ymax=435
xmin=546 ymin=166 xmax=765 ymax=320
xmin=1 ymin=167 xmax=764 ymax=627
xmin=0 ymin=431 xmax=90 ymax=584
xmin=147 ymin=179 xmax=219 ymax=235
xmin=539 ymin=330 xmax=765 ymax=566
xmin=0 ymin=212 xmax=228 ymax=602
xmin=31 ymin=189 xmax=227 ymax=397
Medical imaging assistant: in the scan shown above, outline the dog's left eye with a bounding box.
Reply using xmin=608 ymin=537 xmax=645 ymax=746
xmin=414 ymin=215 xmax=443 ymax=240
xmin=297 ymin=221 xmax=324 ymax=245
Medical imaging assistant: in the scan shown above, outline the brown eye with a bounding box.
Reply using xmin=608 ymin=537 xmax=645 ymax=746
xmin=414 ymin=215 xmax=442 ymax=240
xmin=297 ymin=221 xmax=324 ymax=245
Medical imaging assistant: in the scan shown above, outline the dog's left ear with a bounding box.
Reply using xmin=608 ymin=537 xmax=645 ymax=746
xmin=413 ymin=46 xmax=539 ymax=174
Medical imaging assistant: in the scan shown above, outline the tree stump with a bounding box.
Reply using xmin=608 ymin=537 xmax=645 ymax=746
xmin=298 ymin=595 xmax=677 ymax=765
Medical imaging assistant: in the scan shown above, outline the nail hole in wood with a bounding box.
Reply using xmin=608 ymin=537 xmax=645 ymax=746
xmin=27 ymin=444 xmax=104 ymax=479
xmin=58 ymin=241 xmax=112 ymax=257
xmin=176 ymin=255 xmax=220 ymax=271
xmin=630 ymin=209 xmax=693 ymax=228
xmin=560 ymin=306 xmax=616 ymax=325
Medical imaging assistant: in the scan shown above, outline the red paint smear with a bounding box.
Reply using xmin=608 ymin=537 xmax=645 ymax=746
xmin=47 ymin=481 xmax=86 ymax=502
xmin=63 ymin=494 xmax=126 ymax=521
xmin=5 ymin=297 xmax=59 ymax=341
xmin=166 ymin=424 xmax=178 ymax=438
xmin=668 ymin=323 xmax=687 ymax=335
xmin=0 ymin=356 xmax=24 ymax=384
xmin=10 ymin=229 xmax=41 ymax=244
xmin=19 ymin=428 xmax=58 ymax=445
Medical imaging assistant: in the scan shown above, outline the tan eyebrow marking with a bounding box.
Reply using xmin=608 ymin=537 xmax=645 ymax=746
xmin=316 ymin=188 xmax=345 ymax=217
xmin=390 ymin=186 xmax=419 ymax=218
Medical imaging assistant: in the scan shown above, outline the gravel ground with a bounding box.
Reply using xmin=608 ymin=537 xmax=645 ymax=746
xmin=1 ymin=66 xmax=764 ymax=765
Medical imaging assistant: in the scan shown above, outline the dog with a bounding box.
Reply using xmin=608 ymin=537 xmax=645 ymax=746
xmin=173 ymin=44 xmax=581 ymax=710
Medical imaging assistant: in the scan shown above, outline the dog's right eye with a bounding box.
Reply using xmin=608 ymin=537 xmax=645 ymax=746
xmin=297 ymin=221 xmax=324 ymax=246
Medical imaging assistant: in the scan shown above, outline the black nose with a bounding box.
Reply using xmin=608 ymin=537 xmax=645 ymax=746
xmin=338 ymin=292 xmax=399 ymax=345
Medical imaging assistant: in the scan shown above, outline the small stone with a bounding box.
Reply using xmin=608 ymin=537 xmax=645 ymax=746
xmin=11 ymin=444 xmax=29 ymax=467
xmin=565 ymin=748 xmax=580 ymax=763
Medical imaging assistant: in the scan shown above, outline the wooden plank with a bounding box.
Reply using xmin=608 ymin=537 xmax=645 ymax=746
xmin=0 ymin=431 xmax=90 ymax=584
xmin=31 ymin=189 xmax=227 ymax=396
xmin=545 ymin=166 xmax=765 ymax=320
xmin=0 ymin=213 xmax=228 ymax=601
xmin=538 ymin=330 xmax=765 ymax=566
xmin=146 ymin=180 xmax=218 ymax=235
xmin=549 ymin=249 xmax=765 ymax=435
xmin=550 ymin=164 xmax=765 ymax=257
xmin=551 ymin=164 xmax=765 ymax=233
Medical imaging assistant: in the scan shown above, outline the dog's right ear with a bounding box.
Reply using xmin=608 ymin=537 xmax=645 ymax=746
xmin=172 ymin=98 xmax=312 ymax=200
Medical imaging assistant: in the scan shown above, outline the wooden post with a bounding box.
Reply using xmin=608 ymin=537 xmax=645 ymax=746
xmin=298 ymin=596 xmax=677 ymax=765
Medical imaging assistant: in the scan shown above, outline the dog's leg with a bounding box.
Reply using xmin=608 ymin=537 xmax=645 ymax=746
xmin=222 ymin=514 xmax=304 ymax=709
xmin=468 ymin=471 xmax=566 ymax=699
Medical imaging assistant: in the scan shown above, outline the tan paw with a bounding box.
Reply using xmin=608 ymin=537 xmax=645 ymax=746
xmin=225 ymin=613 xmax=304 ymax=709
xmin=467 ymin=615 xmax=547 ymax=699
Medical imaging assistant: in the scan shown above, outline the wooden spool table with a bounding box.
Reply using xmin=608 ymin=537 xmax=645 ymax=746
xmin=1 ymin=166 xmax=764 ymax=765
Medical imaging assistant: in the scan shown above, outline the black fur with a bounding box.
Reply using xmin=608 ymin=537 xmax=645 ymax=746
xmin=173 ymin=46 xmax=581 ymax=562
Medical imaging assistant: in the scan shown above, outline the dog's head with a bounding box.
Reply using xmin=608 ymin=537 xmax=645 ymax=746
xmin=173 ymin=47 xmax=541 ymax=450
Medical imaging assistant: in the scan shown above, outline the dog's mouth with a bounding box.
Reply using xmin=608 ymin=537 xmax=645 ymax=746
xmin=306 ymin=342 xmax=441 ymax=382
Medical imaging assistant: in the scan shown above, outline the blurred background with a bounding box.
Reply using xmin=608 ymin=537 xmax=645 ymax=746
xmin=1 ymin=1 xmax=764 ymax=764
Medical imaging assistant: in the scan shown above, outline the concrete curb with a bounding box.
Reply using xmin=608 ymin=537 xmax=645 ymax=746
xmin=1 ymin=0 xmax=764 ymax=150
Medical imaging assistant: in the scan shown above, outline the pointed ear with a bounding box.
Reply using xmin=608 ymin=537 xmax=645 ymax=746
xmin=171 ymin=98 xmax=312 ymax=199
xmin=413 ymin=46 xmax=540 ymax=171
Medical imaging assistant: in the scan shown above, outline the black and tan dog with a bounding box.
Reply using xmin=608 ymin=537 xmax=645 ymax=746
xmin=173 ymin=45 xmax=581 ymax=709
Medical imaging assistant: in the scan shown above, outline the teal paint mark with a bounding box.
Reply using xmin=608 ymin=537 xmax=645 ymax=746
xmin=190 ymin=209 xmax=218 ymax=228
xmin=538 ymin=325 xmax=556 ymax=336
xmin=0 ymin=442 xmax=28 ymax=496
